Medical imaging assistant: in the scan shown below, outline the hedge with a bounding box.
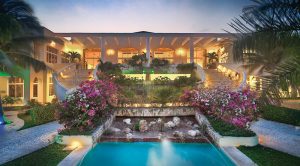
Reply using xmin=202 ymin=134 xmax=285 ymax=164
xmin=30 ymin=103 xmax=56 ymax=125
xmin=261 ymin=105 xmax=300 ymax=126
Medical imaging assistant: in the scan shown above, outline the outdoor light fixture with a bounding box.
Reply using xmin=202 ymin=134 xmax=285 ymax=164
xmin=50 ymin=41 xmax=56 ymax=47
xmin=106 ymin=49 xmax=115 ymax=55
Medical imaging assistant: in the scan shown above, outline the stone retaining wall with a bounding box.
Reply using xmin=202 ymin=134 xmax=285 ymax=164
xmin=195 ymin=111 xmax=258 ymax=147
xmin=116 ymin=107 xmax=196 ymax=117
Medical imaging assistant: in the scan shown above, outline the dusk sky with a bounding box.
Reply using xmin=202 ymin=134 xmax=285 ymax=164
xmin=26 ymin=0 xmax=252 ymax=33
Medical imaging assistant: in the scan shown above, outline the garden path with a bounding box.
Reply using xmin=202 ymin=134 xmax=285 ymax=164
xmin=204 ymin=69 xmax=240 ymax=89
xmin=0 ymin=121 xmax=63 ymax=165
xmin=251 ymin=118 xmax=300 ymax=157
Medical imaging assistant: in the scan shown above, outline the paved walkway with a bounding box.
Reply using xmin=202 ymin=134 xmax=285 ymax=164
xmin=0 ymin=121 xmax=63 ymax=164
xmin=251 ymin=118 xmax=300 ymax=157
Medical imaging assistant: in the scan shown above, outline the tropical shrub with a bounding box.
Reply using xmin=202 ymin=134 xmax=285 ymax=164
xmin=153 ymin=76 xmax=171 ymax=85
xmin=176 ymin=63 xmax=196 ymax=74
xmin=30 ymin=103 xmax=57 ymax=125
xmin=2 ymin=96 xmax=20 ymax=106
xmin=125 ymin=53 xmax=147 ymax=67
xmin=97 ymin=60 xmax=122 ymax=76
xmin=151 ymin=58 xmax=169 ymax=67
xmin=182 ymin=87 xmax=259 ymax=128
xmin=150 ymin=87 xmax=180 ymax=106
xmin=173 ymin=76 xmax=197 ymax=87
xmin=114 ymin=75 xmax=143 ymax=86
xmin=57 ymin=80 xmax=118 ymax=131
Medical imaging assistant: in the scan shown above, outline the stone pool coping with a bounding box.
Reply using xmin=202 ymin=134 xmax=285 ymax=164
xmin=195 ymin=111 xmax=259 ymax=147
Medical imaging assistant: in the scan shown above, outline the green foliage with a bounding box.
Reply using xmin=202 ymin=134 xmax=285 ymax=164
xmin=114 ymin=75 xmax=143 ymax=86
xmin=134 ymin=122 xmax=140 ymax=131
xmin=3 ymin=143 xmax=72 ymax=166
xmin=173 ymin=76 xmax=197 ymax=87
xmin=206 ymin=52 xmax=219 ymax=69
xmin=153 ymin=76 xmax=171 ymax=85
xmin=238 ymin=145 xmax=300 ymax=166
xmin=228 ymin=0 xmax=300 ymax=104
xmin=97 ymin=60 xmax=122 ymax=76
xmin=151 ymin=58 xmax=169 ymax=67
xmin=176 ymin=63 xmax=196 ymax=74
xmin=125 ymin=53 xmax=147 ymax=67
xmin=30 ymin=103 xmax=57 ymax=125
xmin=67 ymin=51 xmax=81 ymax=63
xmin=149 ymin=87 xmax=180 ymax=106
xmin=1 ymin=96 xmax=20 ymax=106
xmin=27 ymin=99 xmax=42 ymax=107
xmin=207 ymin=116 xmax=256 ymax=137
xmin=261 ymin=105 xmax=300 ymax=126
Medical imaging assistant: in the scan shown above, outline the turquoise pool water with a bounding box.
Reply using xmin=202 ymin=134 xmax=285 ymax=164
xmin=79 ymin=141 xmax=235 ymax=166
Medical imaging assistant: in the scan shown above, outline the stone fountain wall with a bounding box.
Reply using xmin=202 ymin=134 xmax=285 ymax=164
xmin=116 ymin=107 xmax=196 ymax=117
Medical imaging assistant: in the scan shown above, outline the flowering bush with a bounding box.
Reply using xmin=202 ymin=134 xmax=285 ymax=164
xmin=57 ymin=79 xmax=118 ymax=131
xmin=181 ymin=86 xmax=259 ymax=128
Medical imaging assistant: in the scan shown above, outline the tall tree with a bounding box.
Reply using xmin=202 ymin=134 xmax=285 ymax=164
xmin=229 ymin=0 xmax=300 ymax=104
xmin=0 ymin=0 xmax=44 ymax=124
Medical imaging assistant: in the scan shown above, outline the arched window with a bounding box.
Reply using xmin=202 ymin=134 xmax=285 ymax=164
xmin=33 ymin=77 xmax=38 ymax=98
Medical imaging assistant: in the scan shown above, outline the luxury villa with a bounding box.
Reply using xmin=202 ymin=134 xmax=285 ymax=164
xmin=0 ymin=27 xmax=262 ymax=105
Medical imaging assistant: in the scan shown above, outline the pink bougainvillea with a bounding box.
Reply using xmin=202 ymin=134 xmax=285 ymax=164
xmin=57 ymin=79 xmax=118 ymax=130
xmin=181 ymin=86 xmax=259 ymax=128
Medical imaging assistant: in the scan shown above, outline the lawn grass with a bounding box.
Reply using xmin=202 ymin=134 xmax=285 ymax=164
xmin=18 ymin=112 xmax=36 ymax=130
xmin=207 ymin=116 xmax=256 ymax=137
xmin=261 ymin=105 xmax=300 ymax=126
xmin=238 ymin=145 xmax=300 ymax=166
xmin=3 ymin=143 xmax=71 ymax=166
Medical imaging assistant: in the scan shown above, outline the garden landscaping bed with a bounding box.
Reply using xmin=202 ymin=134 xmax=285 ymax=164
xmin=261 ymin=105 xmax=300 ymax=126
xmin=238 ymin=145 xmax=300 ymax=166
xmin=2 ymin=143 xmax=72 ymax=166
xmin=55 ymin=114 xmax=115 ymax=146
xmin=195 ymin=112 xmax=258 ymax=147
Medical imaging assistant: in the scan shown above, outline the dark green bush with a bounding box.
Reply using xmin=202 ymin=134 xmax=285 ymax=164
xmin=176 ymin=63 xmax=196 ymax=74
xmin=207 ymin=116 xmax=256 ymax=137
xmin=97 ymin=60 xmax=122 ymax=76
xmin=114 ymin=75 xmax=143 ymax=86
xmin=173 ymin=76 xmax=197 ymax=87
xmin=153 ymin=76 xmax=171 ymax=85
xmin=261 ymin=105 xmax=300 ymax=126
xmin=125 ymin=53 xmax=147 ymax=67
xmin=151 ymin=58 xmax=169 ymax=67
xmin=30 ymin=103 xmax=57 ymax=125
xmin=149 ymin=87 xmax=180 ymax=106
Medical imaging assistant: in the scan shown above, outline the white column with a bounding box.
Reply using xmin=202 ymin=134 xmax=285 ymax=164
xmin=100 ymin=37 xmax=106 ymax=62
xmin=146 ymin=37 xmax=150 ymax=67
xmin=189 ymin=37 xmax=194 ymax=63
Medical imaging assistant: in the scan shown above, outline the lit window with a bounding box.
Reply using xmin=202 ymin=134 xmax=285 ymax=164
xmin=49 ymin=77 xmax=54 ymax=96
xmin=33 ymin=77 xmax=38 ymax=98
xmin=8 ymin=77 xmax=24 ymax=98
xmin=46 ymin=46 xmax=58 ymax=63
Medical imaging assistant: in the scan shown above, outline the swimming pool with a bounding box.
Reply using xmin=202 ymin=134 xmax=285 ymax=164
xmin=79 ymin=141 xmax=235 ymax=166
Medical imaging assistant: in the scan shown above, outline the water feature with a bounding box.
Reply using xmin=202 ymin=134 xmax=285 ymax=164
xmin=79 ymin=141 xmax=235 ymax=166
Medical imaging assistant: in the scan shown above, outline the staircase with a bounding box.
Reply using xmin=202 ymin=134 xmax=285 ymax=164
xmin=204 ymin=69 xmax=240 ymax=89
xmin=52 ymin=64 xmax=96 ymax=100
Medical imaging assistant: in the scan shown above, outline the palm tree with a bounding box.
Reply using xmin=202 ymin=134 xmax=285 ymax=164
xmin=0 ymin=0 xmax=44 ymax=124
xmin=228 ymin=0 xmax=300 ymax=104
xmin=67 ymin=51 xmax=81 ymax=63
